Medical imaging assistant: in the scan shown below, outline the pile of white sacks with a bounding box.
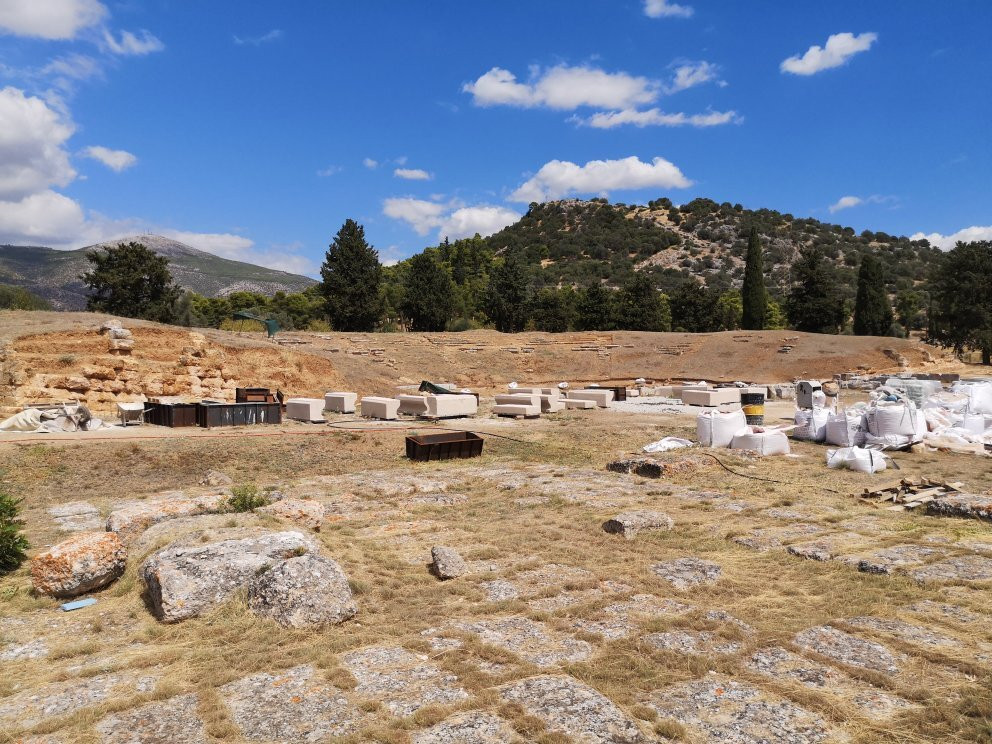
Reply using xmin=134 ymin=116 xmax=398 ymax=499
xmin=697 ymin=408 xmax=790 ymax=456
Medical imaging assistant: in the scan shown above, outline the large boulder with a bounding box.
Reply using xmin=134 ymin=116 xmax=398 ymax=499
xmin=429 ymin=546 xmax=468 ymax=579
xmin=32 ymin=532 xmax=126 ymax=598
xmin=108 ymin=492 xmax=227 ymax=542
xmin=140 ymin=530 xmax=317 ymax=622
xmin=248 ymin=554 xmax=357 ymax=628
xmin=198 ymin=470 xmax=233 ymax=487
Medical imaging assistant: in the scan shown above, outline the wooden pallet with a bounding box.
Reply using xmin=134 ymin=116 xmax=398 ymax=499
xmin=859 ymin=477 xmax=965 ymax=511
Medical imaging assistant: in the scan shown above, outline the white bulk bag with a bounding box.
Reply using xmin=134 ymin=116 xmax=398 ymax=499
xmin=867 ymin=401 xmax=923 ymax=438
xmin=697 ymin=408 xmax=747 ymax=448
xmin=826 ymin=446 xmax=888 ymax=473
xmin=731 ymin=427 xmax=790 ymax=456
xmin=953 ymin=382 xmax=992 ymax=414
xmin=825 ymin=410 xmax=866 ymax=447
xmin=962 ymin=413 xmax=990 ymax=435
xmin=793 ymin=407 xmax=829 ymax=441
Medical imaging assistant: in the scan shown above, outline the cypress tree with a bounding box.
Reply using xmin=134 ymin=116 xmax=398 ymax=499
xmin=483 ymin=253 xmax=529 ymax=332
xmin=400 ymin=252 xmax=454 ymax=332
xmin=320 ymin=219 xmax=384 ymax=331
xmin=786 ymin=246 xmax=846 ymax=333
xmin=852 ymin=254 xmax=894 ymax=336
xmin=741 ymin=225 xmax=766 ymax=330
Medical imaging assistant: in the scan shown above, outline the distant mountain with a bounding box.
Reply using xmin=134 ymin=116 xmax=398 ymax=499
xmin=484 ymin=198 xmax=941 ymax=297
xmin=0 ymin=235 xmax=316 ymax=310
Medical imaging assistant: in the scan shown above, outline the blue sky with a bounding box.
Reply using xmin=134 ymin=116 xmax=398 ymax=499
xmin=1 ymin=0 xmax=990 ymax=276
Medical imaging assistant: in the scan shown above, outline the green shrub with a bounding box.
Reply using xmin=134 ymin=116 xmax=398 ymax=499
xmin=0 ymin=488 xmax=29 ymax=575
xmin=226 ymin=484 xmax=268 ymax=512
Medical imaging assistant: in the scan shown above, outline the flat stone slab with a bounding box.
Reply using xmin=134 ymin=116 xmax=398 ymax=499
xmin=794 ymin=625 xmax=901 ymax=674
xmin=849 ymin=544 xmax=946 ymax=575
xmin=95 ymin=693 xmax=206 ymax=744
xmin=911 ymin=554 xmax=992 ymax=582
xmin=108 ymin=491 xmax=227 ymax=541
xmin=573 ymin=594 xmax=694 ymax=640
xmin=905 ymin=600 xmax=990 ymax=628
xmin=140 ymin=529 xmax=318 ymax=622
xmin=257 ymin=498 xmax=325 ymax=531
xmin=651 ymin=557 xmax=721 ymax=590
xmin=412 ymin=711 xmax=515 ymax=743
xmin=49 ymin=501 xmax=101 ymax=531
xmin=0 ymin=670 xmax=158 ymax=729
xmin=644 ymin=630 xmax=741 ymax=655
xmin=927 ymin=493 xmax=992 ymax=522
xmin=732 ymin=524 xmax=824 ymax=551
xmin=499 ymin=674 xmax=649 ymax=743
xmin=748 ymin=647 xmax=913 ymax=721
xmin=340 ymin=645 xmax=467 ymax=717
xmin=602 ymin=510 xmax=673 ymax=539
xmin=0 ymin=638 xmax=48 ymax=661
xmin=342 ymin=472 xmax=452 ymax=497
xmin=455 ymin=616 xmax=592 ymax=667
xmin=527 ymin=588 xmax=605 ymax=613
xmin=786 ymin=532 xmax=868 ymax=562
xmin=220 ymin=664 xmax=363 ymax=742
xmin=645 ymin=676 xmax=835 ymax=744
xmin=846 ymin=616 xmax=959 ymax=649
xmin=480 ymin=579 xmax=520 ymax=602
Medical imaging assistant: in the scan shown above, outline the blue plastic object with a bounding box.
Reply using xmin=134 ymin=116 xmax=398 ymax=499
xmin=60 ymin=598 xmax=96 ymax=612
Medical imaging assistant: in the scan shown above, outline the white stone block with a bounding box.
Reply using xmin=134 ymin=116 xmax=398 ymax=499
xmin=360 ymin=396 xmax=400 ymax=420
xmin=565 ymin=398 xmax=595 ymax=409
xmin=681 ymin=388 xmax=741 ymax=406
xmin=425 ymin=394 xmax=477 ymax=418
xmin=493 ymin=403 xmax=540 ymax=417
xmin=495 ymin=393 xmax=541 ymax=407
xmin=567 ymin=390 xmax=614 ymax=407
xmin=285 ymin=398 xmax=325 ymax=422
xmin=396 ymin=395 xmax=429 ymax=415
xmin=324 ymin=392 xmax=357 ymax=413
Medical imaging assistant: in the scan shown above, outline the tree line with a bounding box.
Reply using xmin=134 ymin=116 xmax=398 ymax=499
xmin=76 ymin=222 xmax=992 ymax=365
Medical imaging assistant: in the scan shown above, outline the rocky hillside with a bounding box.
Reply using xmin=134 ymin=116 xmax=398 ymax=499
xmin=0 ymin=235 xmax=316 ymax=310
xmin=485 ymin=198 xmax=941 ymax=296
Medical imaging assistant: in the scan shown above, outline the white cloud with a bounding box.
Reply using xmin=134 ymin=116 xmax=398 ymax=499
xmin=464 ymin=64 xmax=658 ymax=110
xmin=382 ymin=197 xmax=447 ymax=235
xmin=233 ymin=29 xmax=283 ymax=46
xmin=82 ymin=145 xmax=137 ymax=172
xmin=781 ymin=32 xmax=877 ymax=75
xmin=382 ymin=198 xmax=519 ymax=241
xmin=439 ymin=206 xmax=521 ymax=241
xmin=0 ymin=190 xmax=87 ymax=245
xmin=42 ymin=54 xmax=103 ymax=85
xmin=102 ymin=28 xmax=164 ymax=56
xmin=316 ymin=165 xmax=342 ymax=177
xmin=910 ymin=226 xmax=992 ymax=251
xmin=510 ymin=156 xmax=691 ymax=203
xmin=643 ymin=0 xmax=693 ymax=18
xmin=667 ymin=61 xmax=721 ymax=93
xmin=0 ymin=0 xmax=106 ymax=40
xmin=0 ymin=86 xmax=76 ymax=201
xmin=580 ymin=107 xmax=739 ymax=129
xmin=394 ymin=167 xmax=432 ymax=181
xmin=828 ymin=195 xmax=862 ymax=213
xmin=362 ymin=158 xmax=378 ymax=169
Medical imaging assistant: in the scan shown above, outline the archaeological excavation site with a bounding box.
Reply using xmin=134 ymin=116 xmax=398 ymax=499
xmin=1 ymin=311 xmax=991 ymax=744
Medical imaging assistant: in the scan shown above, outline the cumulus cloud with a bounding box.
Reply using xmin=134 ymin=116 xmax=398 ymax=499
xmin=363 ymin=158 xmax=378 ymax=169
xmin=0 ymin=0 xmax=106 ymax=40
xmin=781 ymin=32 xmax=877 ymax=75
xmin=643 ymin=0 xmax=693 ymax=18
xmin=82 ymin=145 xmax=137 ymax=172
xmin=0 ymin=86 xmax=76 ymax=201
xmin=509 ymin=156 xmax=692 ymax=203
xmin=101 ymin=28 xmax=164 ymax=56
xmin=828 ymin=195 xmax=862 ymax=213
xmin=667 ymin=61 xmax=721 ymax=93
xmin=233 ymin=29 xmax=283 ymax=46
xmin=382 ymin=198 xmax=519 ymax=241
xmin=382 ymin=197 xmax=447 ymax=235
xmin=464 ymin=65 xmax=658 ymax=110
xmin=394 ymin=168 xmax=432 ymax=181
xmin=910 ymin=226 xmax=992 ymax=251
xmin=0 ymin=190 xmax=88 ymax=245
xmin=580 ymin=108 xmax=739 ymax=129
xmin=439 ymin=206 xmax=521 ymax=241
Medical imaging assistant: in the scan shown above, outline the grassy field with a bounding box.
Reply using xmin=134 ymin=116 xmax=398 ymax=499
xmin=1 ymin=407 xmax=991 ymax=743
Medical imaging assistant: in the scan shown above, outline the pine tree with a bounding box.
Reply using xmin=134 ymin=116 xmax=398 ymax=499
xmin=82 ymin=242 xmax=181 ymax=323
xmin=613 ymin=274 xmax=671 ymax=331
xmin=927 ymin=240 xmax=992 ymax=365
xmin=320 ymin=219 xmax=384 ymax=331
xmin=786 ymin=246 xmax=846 ymax=333
xmin=399 ymin=252 xmax=454 ymax=332
xmin=483 ymin=253 xmax=530 ymax=332
xmin=576 ymin=283 xmax=614 ymax=331
xmin=741 ymin=225 xmax=766 ymax=330
xmin=852 ymin=254 xmax=893 ymax=336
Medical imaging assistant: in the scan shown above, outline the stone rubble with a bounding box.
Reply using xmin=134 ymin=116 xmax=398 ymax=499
xmin=31 ymin=531 xmax=126 ymax=598
xmin=248 ymin=554 xmax=357 ymax=628
xmin=107 ymin=491 xmax=228 ymax=542
xmin=850 ymin=544 xmax=947 ymax=575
